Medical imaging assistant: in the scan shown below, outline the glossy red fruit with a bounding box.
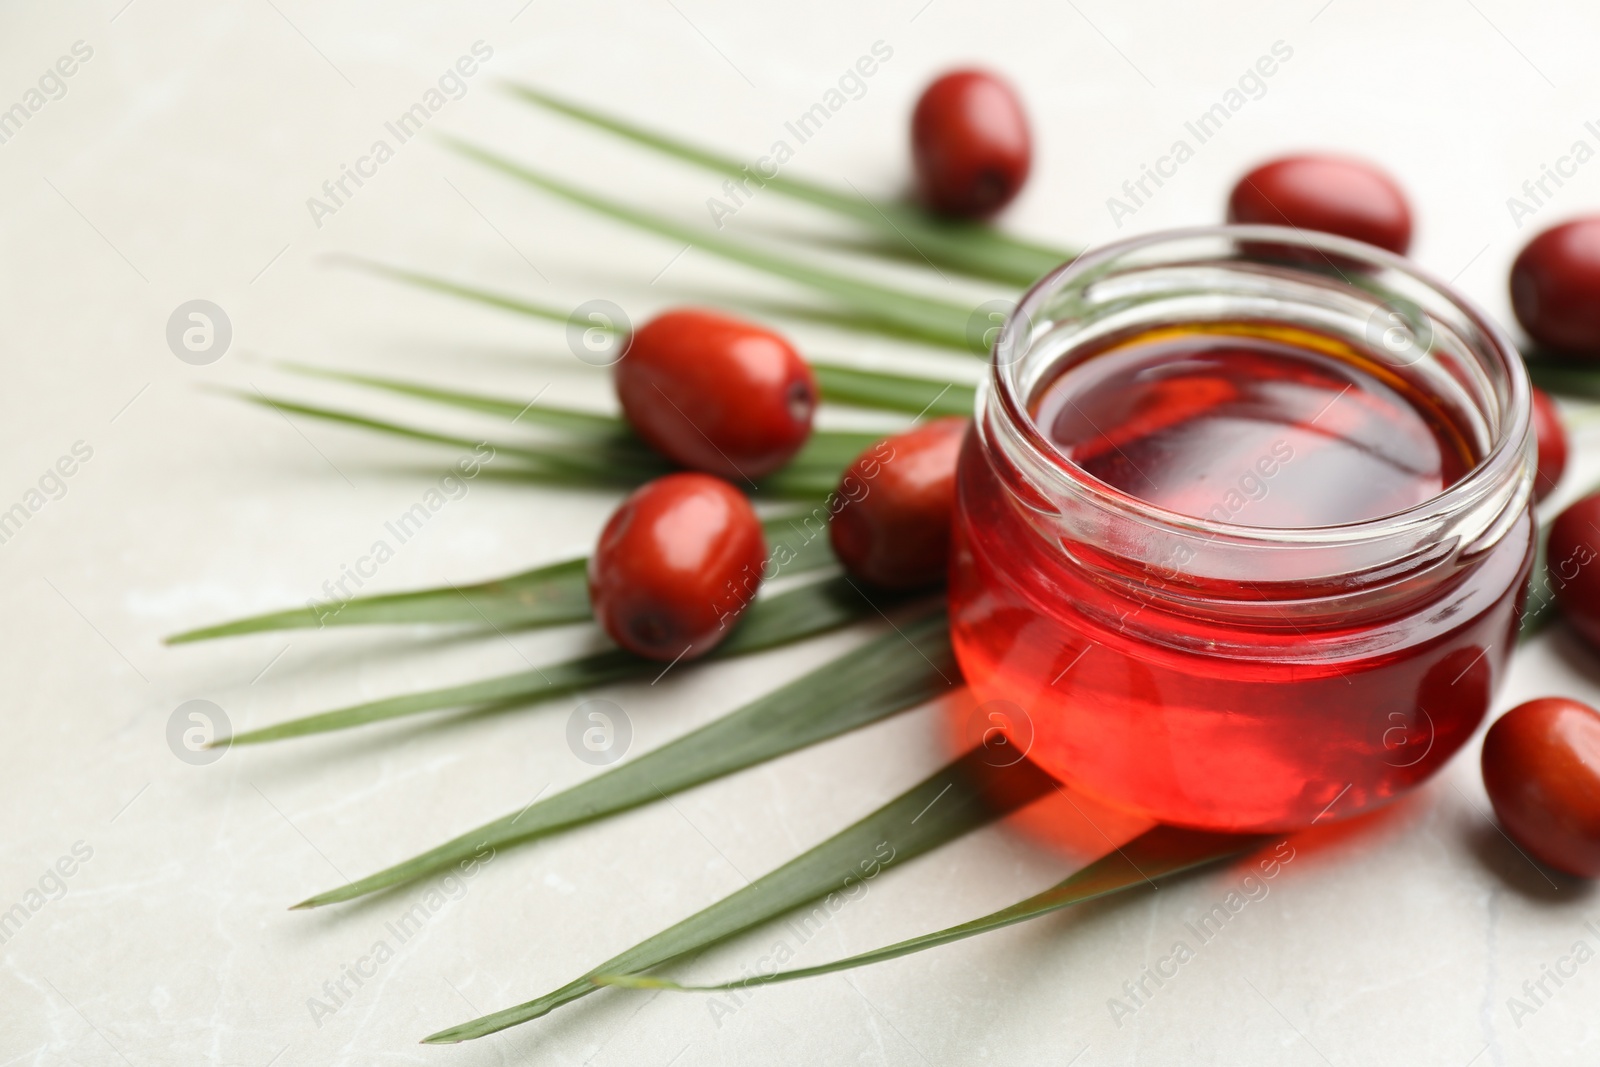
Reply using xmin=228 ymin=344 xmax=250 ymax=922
xmin=1511 ymin=218 xmax=1600 ymax=356
xmin=1227 ymin=155 xmax=1413 ymax=254
xmin=1548 ymin=494 xmax=1600 ymax=648
xmin=589 ymin=473 xmax=767 ymax=661
xmin=911 ymin=70 xmax=1031 ymax=219
xmin=1482 ymin=697 xmax=1600 ymax=878
xmin=1531 ymin=386 xmax=1568 ymax=502
xmin=830 ymin=417 xmax=969 ymax=589
xmin=615 ymin=310 xmax=817 ymax=481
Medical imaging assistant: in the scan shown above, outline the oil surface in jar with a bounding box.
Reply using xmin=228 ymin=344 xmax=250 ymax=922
xmin=1031 ymin=323 xmax=1477 ymax=528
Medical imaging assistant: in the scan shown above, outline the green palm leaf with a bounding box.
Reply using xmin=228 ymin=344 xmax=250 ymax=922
xmin=283 ymin=355 xmax=971 ymax=429
xmin=599 ymin=825 xmax=1264 ymax=993
xmin=264 ymin=367 xmax=891 ymax=472
xmin=306 ymin=269 xmax=986 ymax=418
xmin=229 ymin=389 xmax=877 ymax=499
xmin=171 ymin=557 xmax=589 ymax=645
xmin=812 ymin=363 xmax=976 ymax=417
xmin=422 ymin=746 xmax=1058 ymax=1043
xmin=229 ymin=388 xmax=660 ymax=485
xmin=329 ymin=255 xmax=580 ymax=326
xmin=278 ymin=361 xmax=618 ymax=435
xmin=166 ymin=513 xmax=836 ymax=644
xmin=218 ymin=577 xmax=904 ymax=745
xmin=504 ymin=84 xmax=1072 ymax=287
xmin=444 ymin=137 xmax=981 ymax=352
xmin=294 ymin=610 xmax=954 ymax=908
xmin=338 ymin=254 xmax=940 ymax=359
xmin=1525 ymin=352 xmax=1600 ymax=401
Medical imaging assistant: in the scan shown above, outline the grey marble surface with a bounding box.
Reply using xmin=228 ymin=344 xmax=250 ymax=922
xmin=3 ymin=1 xmax=1599 ymax=1064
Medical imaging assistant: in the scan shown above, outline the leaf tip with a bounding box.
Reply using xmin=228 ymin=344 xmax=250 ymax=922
xmin=164 ymin=627 xmax=216 ymax=645
xmin=420 ymin=1029 xmax=464 ymax=1045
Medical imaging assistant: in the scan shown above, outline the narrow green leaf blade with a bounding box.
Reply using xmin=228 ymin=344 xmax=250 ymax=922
xmin=226 ymin=648 xmax=643 ymax=746
xmin=166 ymin=512 xmax=839 ymax=644
xmin=785 ymin=429 xmax=881 ymax=473
xmin=342 ymin=253 xmax=967 ymax=353
xmin=273 ymin=361 xmax=884 ymax=479
xmin=282 ymin=356 xmax=966 ymax=447
xmin=1526 ymin=355 xmax=1600 ymax=401
xmin=218 ymin=577 xmax=888 ymax=745
xmin=421 ymin=747 xmax=1058 ymax=1043
xmin=599 ymin=825 xmax=1265 ymax=993
xmin=330 ymin=255 xmax=581 ymax=326
xmin=167 ymin=558 xmax=592 ymax=644
xmin=278 ymin=361 xmax=619 ymax=436
xmin=332 ymin=256 xmax=996 ymax=387
xmin=503 ymin=84 xmax=1072 ymax=286
xmin=705 ymin=575 xmax=879 ymax=656
xmin=226 ymin=388 xmax=660 ymax=485
xmin=227 ymin=389 xmax=870 ymax=499
xmin=294 ymin=611 xmax=955 ymax=908
xmin=235 ymin=377 xmax=883 ymax=499
xmin=812 ymin=363 xmax=976 ymax=417
xmin=444 ymin=137 xmax=980 ymax=352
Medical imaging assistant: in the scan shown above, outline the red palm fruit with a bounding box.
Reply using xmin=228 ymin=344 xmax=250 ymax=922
xmin=1531 ymin=386 xmax=1567 ymax=502
xmin=1227 ymin=155 xmax=1413 ymax=254
xmin=1482 ymin=697 xmax=1600 ymax=878
xmin=1511 ymin=218 xmax=1600 ymax=357
xmin=615 ymin=310 xmax=817 ymax=481
xmin=911 ymin=70 xmax=1032 ymax=219
xmin=1547 ymin=494 xmax=1600 ymax=649
xmin=589 ymin=473 xmax=767 ymax=661
xmin=830 ymin=417 xmax=969 ymax=589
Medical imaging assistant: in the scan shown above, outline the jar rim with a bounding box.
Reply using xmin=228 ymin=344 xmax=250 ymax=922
xmin=990 ymin=224 xmax=1532 ymax=547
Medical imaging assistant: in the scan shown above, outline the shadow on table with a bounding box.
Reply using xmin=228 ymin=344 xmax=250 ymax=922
xmin=1466 ymin=819 xmax=1594 ymax=903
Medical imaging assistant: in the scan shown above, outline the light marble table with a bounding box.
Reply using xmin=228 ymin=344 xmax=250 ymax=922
xmin=3 ymin=1 xmax=1599 ymax=1064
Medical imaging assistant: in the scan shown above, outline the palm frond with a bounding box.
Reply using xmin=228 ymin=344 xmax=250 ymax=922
xmin=422 ymin=746 xmax=1058 ymax=1043
xmin=294 ymin=611 xmax=954 ymax=907
xmin=811 ymin=362 xmax=976 ymax=417
xmin=504 ymin=83 xmax=1073 ymax=287
xmin=219 ymin=577 xmax=912 ymax=745
xmin=167 ymin=512 xmax=837 ymax=643
xmin=599 ymin=826 xmax=1264 ymax=992
xmin=445 ymin=137 xmax=981 ymax=352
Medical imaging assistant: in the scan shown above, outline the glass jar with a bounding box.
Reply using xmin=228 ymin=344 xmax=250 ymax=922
xmin=951 ymin=226 xmax=1535 ymax=833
